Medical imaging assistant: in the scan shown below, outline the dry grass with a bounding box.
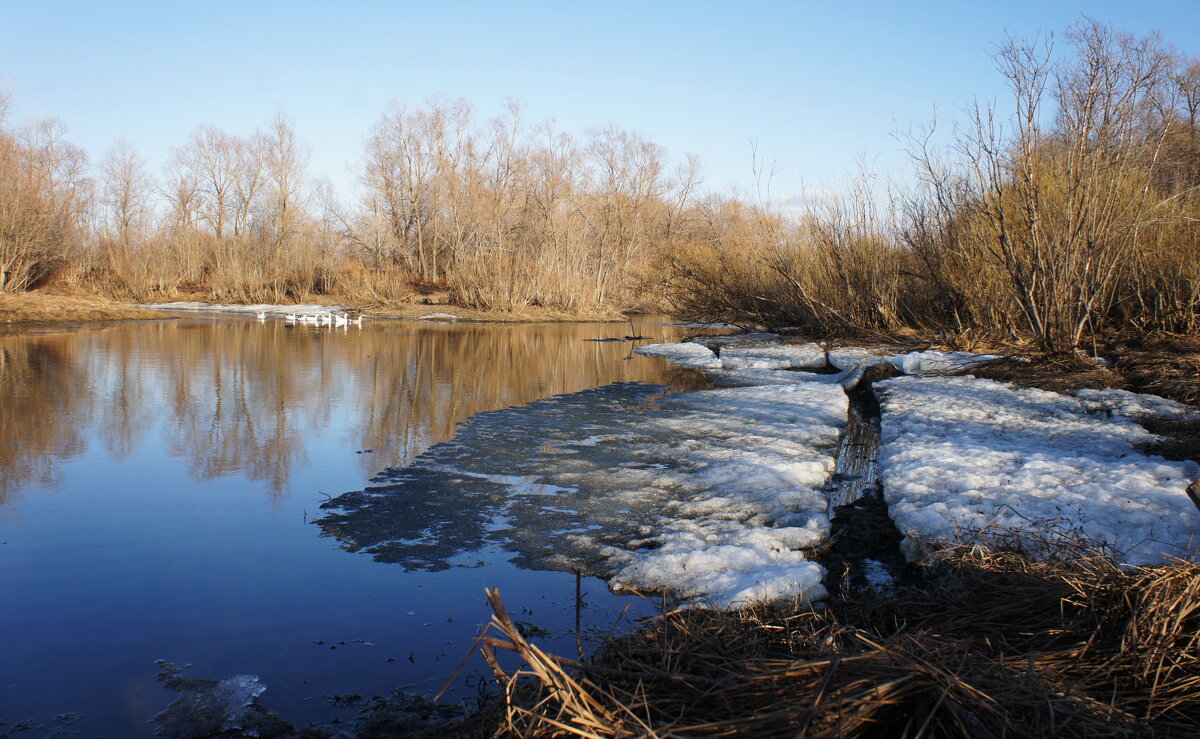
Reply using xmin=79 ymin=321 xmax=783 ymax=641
xmin=1116 ymin=339 xmax=1200 ymax=407
xmin=957 ymin=356 xmax=1129 ymax=394
xmin=477 ymin=545 xmax=1200 ymax=737
xmin=0 ymin=290 xmax=169 ymax=323
xmin=366 ymin=303 xmax=626 ymax=323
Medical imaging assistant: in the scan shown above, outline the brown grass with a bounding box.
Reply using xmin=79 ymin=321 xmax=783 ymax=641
xmin=477 ymin=545 xmax=1200 ymax=737
xmin=958 ymin=356 xmax=1129 ymax=394
xmin=0 ymin=290 xmax=170 ymax=323
xmin=1116 ymin=340 xmax=1200 ymax=407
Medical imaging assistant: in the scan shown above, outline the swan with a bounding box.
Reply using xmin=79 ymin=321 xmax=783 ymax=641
xmin=256 ymin=311 xmax=267 ymax=321
xmin=333 ymin=313 xmax=348 ymax=326
xmin=285 ymin=313 xmax=297 ymax=322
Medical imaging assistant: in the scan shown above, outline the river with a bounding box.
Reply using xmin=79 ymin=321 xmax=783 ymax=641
xmin=0 ymin=314 xmax=700 ymax=736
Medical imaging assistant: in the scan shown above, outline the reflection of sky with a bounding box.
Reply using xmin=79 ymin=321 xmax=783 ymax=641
xmin=0 ymin=317 xmax=685 ymax=736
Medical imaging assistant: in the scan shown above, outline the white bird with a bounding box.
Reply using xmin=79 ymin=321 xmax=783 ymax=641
xmin=256 ymin=311 xmax=267 ymax=321
xmin=285 ymin=313 xmax=297 ymax=322
xmin=333 ymin=313 xmax=348 ymax=326
xmin=353 ymin=315 xmax=363 ymax=327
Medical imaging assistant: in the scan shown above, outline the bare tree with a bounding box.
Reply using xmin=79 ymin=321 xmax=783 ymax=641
xmin=100 ymin=139 xmax=154 ymax=248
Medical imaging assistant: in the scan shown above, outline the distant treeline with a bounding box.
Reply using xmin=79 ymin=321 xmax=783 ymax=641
xmin=1 ymin=21 xmax=1198 ymax=352
xmin=0 ymin=94 xmax=702 ymax=312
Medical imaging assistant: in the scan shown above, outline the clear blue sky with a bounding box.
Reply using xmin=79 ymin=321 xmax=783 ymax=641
xmin=3 ymin=0 xmax=1199 ymax=202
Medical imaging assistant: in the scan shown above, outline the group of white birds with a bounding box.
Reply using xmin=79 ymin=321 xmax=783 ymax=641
xmin=255 ymin=311 xmax=364 ymax=327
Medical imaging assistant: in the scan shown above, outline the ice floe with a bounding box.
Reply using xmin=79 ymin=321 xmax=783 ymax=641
xmin=705 ymin=368 xmax=847 ymax=388
xmin=636 ymin=338 xmax=827 ymax=372
xmin=718 ymin=341 xmax=828 ymax=370
xmin=320 ymin=381 xmax=846 ymax=608
xmin=140 ymin=301 xmax=347 ymax=315
xmin=633 ymin=342 xmax=723 ymax=369
xmin=328 ymin=333 xmax=1200 ymax=609
xmin=886 ymin=350 xmax=1003 ymax=374
xmin=875 ymin=375 xmax=1200 ymax=565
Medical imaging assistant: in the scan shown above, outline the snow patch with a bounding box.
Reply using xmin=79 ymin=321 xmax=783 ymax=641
xmin=140 ymin=301 xmax=346 ymax=315
xmin=875 ymin=376 xmax=1200 ymax=565
xmin=719 ymin=341 xmax=828 ymax=370
xmin=887 ymin=350 xmax=1002 ymax=375
xmin=634 ymin=342 xmax=722 ymax=369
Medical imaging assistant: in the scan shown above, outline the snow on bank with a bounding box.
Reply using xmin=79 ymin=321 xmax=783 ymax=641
xmin=887 ymin=350 xmax=1002 ymax=374
xmin=705 ymin=368 xmax=848 ymax=388
xmin=605 ymin=382 xmax=846 ymax=606
xmin=635 ymin=339 xmax=826 ymax=371
xmin=642 ymin=337 xmax=999 ymax=380
xmin=718 ymin=341 xmax=827 ymax=370
xmin=633 ymin=342 xmax=722 ymax=369
xmin=875 ymin=376 xmax=1200 ymax=565
xmin=140 ymin=301 xmax=348 ymax=315
xmin=1074 ymin=388 xmax=1200 ymax=423
xmin=828 ymin=347 xmax=1002 ymax=375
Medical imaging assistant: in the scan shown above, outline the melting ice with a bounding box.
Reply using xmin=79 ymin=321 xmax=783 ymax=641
xmin=318 ymin=381 xmax=846 ymax=608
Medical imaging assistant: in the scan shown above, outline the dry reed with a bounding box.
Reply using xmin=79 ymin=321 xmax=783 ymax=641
xmin=478 ymin=544 xmax=1200 ymax=737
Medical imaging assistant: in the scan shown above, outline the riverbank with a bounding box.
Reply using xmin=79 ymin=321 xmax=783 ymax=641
xmin=0 ymin=291 xmax=172 ymax=323
xmin=139 ymin=299 xmax=629 ymax=324
xmin=470 ymin=334 xmax=1200 ymax=737
xmin=0 ymin=289 xmax=631 ymax=325
xmin=482 ymin=545 xmax=1200 ymax=737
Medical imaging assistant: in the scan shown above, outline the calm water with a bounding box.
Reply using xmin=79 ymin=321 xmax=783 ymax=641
xmin=0 ymin=315 xmax=698 ymax=736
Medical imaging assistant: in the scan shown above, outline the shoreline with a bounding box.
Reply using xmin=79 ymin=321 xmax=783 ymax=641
xmin=0 ymin=290 xmax=638 ymax=326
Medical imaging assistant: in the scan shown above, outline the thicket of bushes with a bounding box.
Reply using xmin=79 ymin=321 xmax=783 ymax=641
xmin=664 ymin=22 xmax=1200 ymax=355
xmin=0 ymin=94 xmax=696 ymax=312
xmin=1 ymin=22 xmax=1197 ymax=351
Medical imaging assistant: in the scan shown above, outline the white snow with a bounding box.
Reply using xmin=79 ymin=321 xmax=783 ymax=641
xmin=633 ymin=342 xmax=723 ymax=369
xmin=635 ymin=338 xmax=827 ymax=372
xmin=719 ymin=341 xmax=828 ymax=370
xmin=706 ymin=368 xmax=847 ymax=388
xmin=861 ymin=558 xmax=894 ymax=591
xmin=887 ymin=350 xmax=1003 ymax=375
xmin=827 ymin=347 xmax=890 ymax=371
xmin=827 ymin=347 xmax=1001 ymax=375
xmin=875 ymin=375 xmax=1200 ymax=565
xmin=601 ymin=382 xmax=848 ymax=607
xmin=1073 ymin=388 xmax=1200 ymax=423
xmin=140 ymin=301 xmax=347 ymax=315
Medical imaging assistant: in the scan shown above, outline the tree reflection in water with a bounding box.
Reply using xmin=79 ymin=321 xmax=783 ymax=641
xmin=0 ymin=317 xmax=695 ymax=507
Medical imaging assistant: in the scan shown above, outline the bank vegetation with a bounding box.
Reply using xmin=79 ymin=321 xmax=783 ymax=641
xmin=1 ymin=21 xmax=1198 ymax=351
xmin=664 ymin=22 xmax=1200 ymax=356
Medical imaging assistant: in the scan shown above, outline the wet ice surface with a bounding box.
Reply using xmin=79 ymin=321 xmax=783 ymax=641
xmin=151 ymin=670 xmax=279 ymax=739
xmin=632 ymin=341 xmax=722 ymax=369
xmin=876 ymin=376 xmax=1200 ymax=564
xmin=320 ymin=381 xmax=847 ymax=608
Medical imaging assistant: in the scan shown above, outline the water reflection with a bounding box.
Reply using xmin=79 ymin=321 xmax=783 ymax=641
xmin=0 ymin=331 xmax=95 ymax=504
xmin=0 ymin=315 xmax=706 ymax=735
xmin=0 ymin=318 xmax=691 ymax=505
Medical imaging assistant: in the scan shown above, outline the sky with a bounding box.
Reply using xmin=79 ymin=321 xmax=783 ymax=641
xmin=3 ymin=0 xmax=1199 ymax=204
